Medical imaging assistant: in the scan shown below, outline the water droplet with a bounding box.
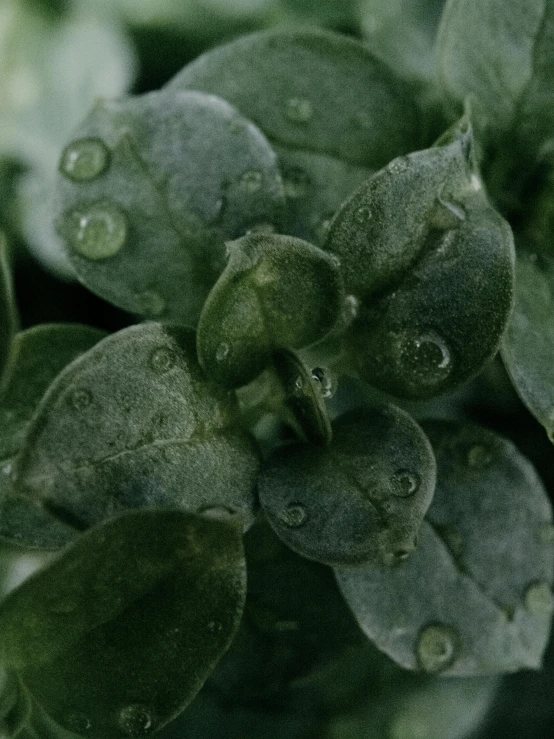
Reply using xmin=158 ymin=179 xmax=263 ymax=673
xmin=59 ymin=138 xmax=110 ymax=182
xmin=216 ymin=342 xmax=230 ymax=362
xmin=149 ymin=347 xmax=177 ymax=373
xmin=284 ymin=167 xmax=311 ymax=199
xmin=239 ymin=169 xmax=263 ymax=193
xmin=524 ymin=582 xmax=554 ymax=615
xmin=390 ymin=470 xmax=420 ymax=497
xmin=284 ymin=97 xmax=313 ymax=124
xmin=539 ymin=523 xmax=554 ymax=544
xmin=466 ymin=444 xmax=492 ymax=469
xmin=207 ymin=620 xmax=224 ymax=632
xmin=65 ymin=201 xmax=127 ymax=260
xmin=354 ymin=206 xmax=372 ymax=225
xmin=70 ymin=388 xmax=92 ymax=411
xmin=416 ymin=623 xmax=459 ymax=673
xmin=388 ymin=157 xmax=409 ymax=175
xmin=118 ymin=705 xmax=155 ymax=736
xmin=343 ymin=294 xmax=360 ymax=322
xmin=279 ymin=503 xmax=308 ymax=528
xmin=67 ymin=713 xmax=92 ymax=733
xmin=430 ymin=198 xmax=466 ymax=230
xmin=136 ymin=291 xmax=166 ymax=317
xmin=397 ymin=331 xmax=453 ymax=387
xmin=310 ymin=367 xmax=336 ymax=399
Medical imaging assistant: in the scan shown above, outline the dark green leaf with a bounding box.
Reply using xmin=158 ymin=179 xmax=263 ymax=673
xmin=0 ymin=233 xmax=18 ymax=375
xmin=336 ymin=421 xmax=554 ymax=675
xmin=0 ymin=509 xmax=246 ymax=738
xmin=12 ymin=323 xmax=259 ymax=531
xmin=259 ymin=406 xmax=436 ymax=566
xmin=437 ymin=0 xmax=554 ymax=155
xmin=197 ymin=233 xmax=343 ymax=388
xmin=54 ymin=89 xmax=285 ymax=324
xmin=502 ymin=250 xmax=554 ymax=440
xmin=325 ymin=126 xmax=515 ymax=398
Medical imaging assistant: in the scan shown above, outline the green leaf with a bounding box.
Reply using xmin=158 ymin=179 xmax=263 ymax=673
xmin=336 ymin=421 xmax=554 ymax=675
xmin=0 ymin=509 xmax=247 ymax=738
xmin=258 ymin=405 xmax=436 ymax=566
xmin=197 ymin=233 xmax=342 ymax=388
xmin=437 ymin=0 xmax=554 ymax=155
xmin=0 ymin=233 xmax=18 ymax=375
xmin=11 ymin=323 xmax=260 ymax=532
xmin=325 ymin=126 xmax=515 ymax=399
xmin=501 ymin=249 xmax=554 ymax=441
xmin=54 ymin=89 xmax=285 ymax=324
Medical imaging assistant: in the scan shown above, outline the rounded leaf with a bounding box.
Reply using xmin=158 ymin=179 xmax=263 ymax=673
xmin=336 ymin=421 xmax=554 ymax=675
xmin=12 ymin=323 xmax=259 ymax=532
xmin=259 ymin=405 xmax=436 ymax=566
xmin=325 ymin=126 xmax=515 ymax=398
xmin=54 ymin=89 xmax=285 ymax=324
xmin=0 ymin=509 xmax=246 ymax=738
xmin=197 ymin=233 xmax=343 ymax=388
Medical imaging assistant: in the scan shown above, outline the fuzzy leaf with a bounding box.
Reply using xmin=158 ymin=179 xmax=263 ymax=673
xmin=54 ymin=89 xmax=285 ymax=324
xmin=0 ymin=233 xmax=18 ymax=375
xmin=0 ymin=509 xmax=246 ymax=738
xmin=259 ymin=406 xmax=436 ymax=566
xmin=325 ymin=127 xmax=515 ymax=399
xmin=437 ymin=0 xmax=554 ymax=154
xmin=502 ymin=250 xmax=554 ymax=441
xmin=336 ymin=421 xmax=554 ymax=675
xmin=11 ymin=323 xmax=259 ymax=532
xmin=197 ymin=233 xmax=342 ymax=388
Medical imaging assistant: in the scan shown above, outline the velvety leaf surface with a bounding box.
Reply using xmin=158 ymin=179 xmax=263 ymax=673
xmin=0 ymin=509 xmax=247 ymax=738
xmin=0 ymin=234 xmax=18 ymax=376
xmin=197 ymin=233 xmax=342 ymax=388
xmin=336 ymin=421 xmax=554 ymax=675
xmin=437 ymin=0 xmax=554 ymax=154
xmin=259 ymin=406 xmax=436 ymax=566
xmin=325 ymin=127 xmax=515 ymax=398
xmin=11 ymin=323 xmax=259 ymax=531
xmin=54 ymin=89 xmax=285 ymax=324
xmin=501 ymin=250 xmax=554 ymax=441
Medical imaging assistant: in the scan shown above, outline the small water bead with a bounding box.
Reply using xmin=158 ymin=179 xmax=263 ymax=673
xmin=284 ymin=97 xmax=313 ymax=124
xmin=239 ymin=169 xmax=263 ymax=193
xmin=283 ymin=167 xmax=311 ymax=199
xmin=524 ymin=582 xmax=554 ymax=615
xmin=310 ymin=366 xmax=336 ymax=399
xmin=279 ymin=502 xmax=308 ymax=528
xmin=390 ymin=470 xmax=420 ymax=498
xmin=70 ymin=388 xmax=92 ymax=411
xmin=215 ymin=342 xmax=230 ymax=362
xmin=149 ymin=347 xmax=177 ymax=373
xmin=398 ymin=332 xmax=453 ymax=387
xmin=416 ymin=623 xmax=459 ymax=673
xmin=207 ymin=620 xmax=224 ymax=633
xmin=59 ymin=137 xmax=110 ymax=182
xmin=354 ymin=206 xmax=372 ymax=225
xmin=118 ymin=705 xmax=155 ymax=737
xmin=136 ymin=291 xmax=166 ymax=318
xmin=65 ymin=201 xmax=127 ymax=260
xmin=466 ymin=444 xmax=492 ymax=469
xmin=387 ymin=157 xmax=410 ymax=175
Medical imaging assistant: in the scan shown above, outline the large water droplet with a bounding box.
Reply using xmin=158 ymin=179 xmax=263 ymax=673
xmin=284 ymin=97 xmax=313 ymax=124
xmin=215 ymin=342 xmax=230 ymax=362
xmin=136 ymin=291 xmax=166 ymax=318
xmin=390 ymin=470 xmax=420 ymax=497
xmin=311 ymin=366 xmax=336 ymax=399
xmin=70 ymin=388 xmax=92 ymax=411
xmin=524 ymin=582 xmax=554 ymax=615
xmin=118 ymin=705 xmax=155 ymax=737
xmin=284 ymin=167 xmax=311 ymax=199
xmin=416 ymin=623 xmax=459 ymax=672
xmin=279 ymin=502 xmax=308 ymax=528
xmin=466 ymin=444 xmax=492 ymax=469
xmin=239 ymin=169 xmax=263 ymax=193
xmin=59 ymin=138 xmax=110 ymax=182
xmin=397 ymin=332 xmax=453 ymax=387
xmin=149 ymin=347 xmax=177 ymax=373
xmin=65 ymin=201 xmax=127 ymax=260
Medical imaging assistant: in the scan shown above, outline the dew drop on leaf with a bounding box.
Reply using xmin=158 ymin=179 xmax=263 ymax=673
xmin=524 ymin=582 xmax=554 ymax=615
xmin=284 ymin=97 xmax=313 ymax=124
xmin=118 ymin=704 xmax=155 ymax=737
xmin=149 ymin=347 xmax=177 ymax=373
xmin=70 ymin=388 xmax=92 ymax=411
xmin=310 ymin=366 xmax=336 ymax=399
xmin=64 ymin=201 xmax=127 ymax=260
xmin=239 ymin=169 xmax=263 ymax=193
xmin=390 ymin=470 xmax=420 ymax=498
xmin=59 ymin=138 xmax=110 ymax=182
xmin=344 ymin=294 xmax=360 ymax=322
xmin=354 ymin=206 xmax=372 ymax=225
xmin=215 ymin=342 xmax=230 ymax=362
xmin=416 ymin=623 xmax=459 ymax=673
xmin=396 ymin=332 xmax=453 ymax=388
xmin=387 ymin=157 xmax=410 ymax=175
xmin=279 ymin=503 xmax=308 ymax=528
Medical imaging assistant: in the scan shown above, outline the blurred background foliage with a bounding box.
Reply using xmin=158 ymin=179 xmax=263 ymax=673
xmin=0 ymin=1 xmax=553 ymax=737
